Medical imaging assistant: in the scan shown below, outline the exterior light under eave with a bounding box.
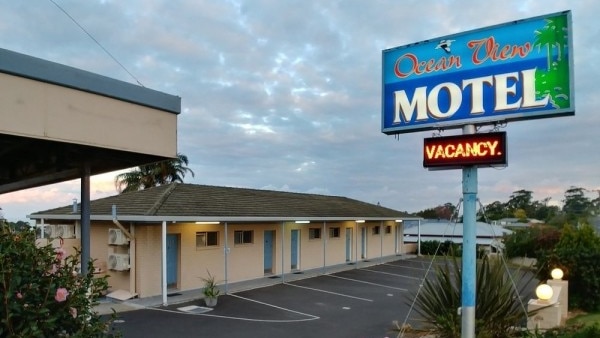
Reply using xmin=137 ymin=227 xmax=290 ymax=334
xmin=195 ymin=221 xmax=220 ymax=225
xmin=295 ymin=220 xmax=310 ymax=224
xmin=355 ymin=220 xmax=365 ymax=223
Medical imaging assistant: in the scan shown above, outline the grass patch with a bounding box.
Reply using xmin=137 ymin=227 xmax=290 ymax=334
xmin=567 ymin=311 xmax=600 ymax=327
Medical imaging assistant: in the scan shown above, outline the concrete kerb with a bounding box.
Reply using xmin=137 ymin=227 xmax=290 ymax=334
xmin=94 ymin=254 xmax=418 ymax=316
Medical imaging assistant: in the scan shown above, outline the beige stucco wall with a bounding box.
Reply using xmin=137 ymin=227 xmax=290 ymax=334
xmin=38 ymin=219 xmax=405 ymax=298
xmin=0 ymin=72 xmax=177 ymax=158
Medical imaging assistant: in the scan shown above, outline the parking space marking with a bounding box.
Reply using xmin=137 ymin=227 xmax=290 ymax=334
xmin=361 ymin=268 xmax=423 ymax=280
xmin=326 ymin=274 xmax=408 ymax=291
xmin=284 ymin=282 xmax=373 ymax=302
xmin=383 ymin=263 xmax=429 ymax=271
xmin=147 ymin=294 xmax=320 ymax=323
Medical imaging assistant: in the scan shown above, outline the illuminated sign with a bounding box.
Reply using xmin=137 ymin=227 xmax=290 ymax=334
xmin=423 ymin=132 xmax=507 ymax=168
xmin=382 ymin=11 xmax=574 ymax=135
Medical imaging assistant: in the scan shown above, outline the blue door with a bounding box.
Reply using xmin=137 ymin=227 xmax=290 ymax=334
xmin=345 ymin=228 xmax=352 ymax=262
xmin=166 ymin=234 xmax=178 ymax=286
xmin=290 ymin=229 xmax=299 ymax=270
xmin=264 ymin=230 xmax=274 ymax=274
xmin=361 ymin=227 xmax=367 ymax=259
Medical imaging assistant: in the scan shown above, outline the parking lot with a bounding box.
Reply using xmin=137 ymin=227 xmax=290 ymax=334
xmin=109 ymin=256 xmax=443 ymax=338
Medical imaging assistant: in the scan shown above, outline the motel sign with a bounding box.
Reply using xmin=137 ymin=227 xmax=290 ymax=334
xmin=381 ymin=11 xmax=574 ymax=135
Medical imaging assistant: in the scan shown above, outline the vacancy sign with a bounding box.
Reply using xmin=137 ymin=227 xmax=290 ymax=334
xmin=382 ymin=11 xmax=573 ymax=135
xmin=423 ymin=132 xmax=507 ymax=168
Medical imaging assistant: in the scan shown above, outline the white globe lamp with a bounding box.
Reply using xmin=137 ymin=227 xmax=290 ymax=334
xmin=536 ymin=284 xmax=553 ymax=302
xmin=551 ymin=268 xmax=564 ymax=280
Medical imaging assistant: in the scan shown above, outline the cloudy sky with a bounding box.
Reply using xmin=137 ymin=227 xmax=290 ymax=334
xmin=0 ymin=0 xmax=598 ymax=222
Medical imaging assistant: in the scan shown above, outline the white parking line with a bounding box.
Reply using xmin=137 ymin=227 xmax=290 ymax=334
xmin=148 ymin=294 xmax=320 ymax=323
xmin=284 ymin=282 xmax=373 ymax=302
xmin=326 ymin=274 xmax=408 ymax=291
xmin=383 ymin=263 xmax=429 ymax=271
xmin=361 ymin=268 xmax=423 ymax=280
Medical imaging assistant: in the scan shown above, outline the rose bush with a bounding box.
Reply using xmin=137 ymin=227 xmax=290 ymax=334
xmin=0 ymin=222 xmax=120 ymax=337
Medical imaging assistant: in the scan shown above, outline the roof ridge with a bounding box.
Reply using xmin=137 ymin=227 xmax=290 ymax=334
xmin=146 ymin=183 xmax=178 ymax=215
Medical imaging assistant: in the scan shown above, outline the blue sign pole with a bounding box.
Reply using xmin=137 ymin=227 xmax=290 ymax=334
xmin=461 ymin=124 xmax=477 ymax=338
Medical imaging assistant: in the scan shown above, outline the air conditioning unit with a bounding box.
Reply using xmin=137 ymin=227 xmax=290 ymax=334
xmin=51 ymin=224 xmax=75 ymax=239
xmin=108 ymin=228 xmax=129 ymax=245
xmin=108 ymin=253 xmax=130 ymax=271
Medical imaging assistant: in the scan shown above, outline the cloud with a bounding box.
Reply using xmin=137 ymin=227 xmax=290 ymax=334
xmin=0 ymin=1 xmax=597 ymax=222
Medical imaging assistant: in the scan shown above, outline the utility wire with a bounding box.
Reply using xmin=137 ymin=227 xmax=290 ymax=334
xmin=48 ymin=0 xmax=145 ymax=87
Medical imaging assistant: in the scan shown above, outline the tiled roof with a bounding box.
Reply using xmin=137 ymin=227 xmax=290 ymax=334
xmin=30 ymin=183 xmax=410 ymax=221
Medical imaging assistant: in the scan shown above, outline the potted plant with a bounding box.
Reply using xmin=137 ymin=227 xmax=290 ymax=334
xmin=201 ymin=270 xmax=221 ymax=307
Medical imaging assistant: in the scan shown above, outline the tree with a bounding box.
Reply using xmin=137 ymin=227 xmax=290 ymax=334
xmin=479 ymin=200 xmax=507 ymax=221
xmin=505 ymin=189 xmax=534 ymax=217
xmin=562 ymin=186 xmax=592 ymax=224
xmin=115 ymin=153 xmax=195 ymax=193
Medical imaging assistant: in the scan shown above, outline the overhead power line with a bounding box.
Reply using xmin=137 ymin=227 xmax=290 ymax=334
xmin=48 ymin=0 xmax=145 ymax=87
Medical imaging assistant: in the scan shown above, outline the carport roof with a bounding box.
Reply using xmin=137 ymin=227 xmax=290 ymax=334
xmin=29 ymin=183 xmax=413 ymax=222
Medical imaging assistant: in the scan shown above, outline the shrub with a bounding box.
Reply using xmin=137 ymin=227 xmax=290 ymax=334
xmin=406 ymin=254 xmax=537 ymax=338
xmin=536 ymin=224 xmax=600 ymax=311
xmin=0 ymin=223 xmax=119 ymax=337
xmin=419 ymin=240 xmax=462 ymax=256
xmin=504 ymin=226 xmax=561 ymax=259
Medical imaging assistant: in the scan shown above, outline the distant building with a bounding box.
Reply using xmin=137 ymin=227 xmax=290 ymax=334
xmin=403 ymin=220 xmax=512 ymax=252
xmin=493 ymin=218 xmax=544 ymax=228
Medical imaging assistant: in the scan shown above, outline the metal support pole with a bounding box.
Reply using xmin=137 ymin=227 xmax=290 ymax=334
xmin=417 ymin=219 xmax=421 ymax=256
xmin=461 ymin=124 xmax=477 ymax=338
xmin=224 ymin=222 xmax=229 ymax=293
xmin=161 ymin=221 xmax=167 ymax=306
xmin=281 ymin=222 xmax=285 ymax=283
xmin=80 ymin=163 xmax=91 ymax=275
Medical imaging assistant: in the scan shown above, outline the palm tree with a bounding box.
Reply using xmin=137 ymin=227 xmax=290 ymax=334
xmin=115 ymin=153 xmax=195 ymax=193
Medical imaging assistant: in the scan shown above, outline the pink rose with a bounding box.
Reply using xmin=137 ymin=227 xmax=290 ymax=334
xmin=55 ymin=247 xmax=66 ymax=261
xmin=55 ymin=288 xmax=69 ymax=302
xmin=16 ymin=292 xmax=23 ymax=299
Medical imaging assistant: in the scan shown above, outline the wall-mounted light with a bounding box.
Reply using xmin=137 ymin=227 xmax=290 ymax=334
xmin=195 ymin=221 xmax=220 ymax=225
xmin=295 ymin=220 xmax=310 ymax=224
xmin=535 ymin=284 xmax=553 ymax=302
xmin=395 ymin=219 xmax=403 ymax=223
xmin=355 ymin=220 xmax=365 ymax=223
xmin=551 ymin=268 xmax=564 ymax=280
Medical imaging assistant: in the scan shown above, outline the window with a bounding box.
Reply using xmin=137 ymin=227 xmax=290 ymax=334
xmin=309 ymin=228 xmax=321 ymax=240
xmin=234 ymin=230 xmax=253 ymax=245
xmin=372 ymin=226 xmax=380 ymax=235
xmin=329 ymin=227 xmax=340 ymax=238
xmin=385 ymin=225 xmax=392 ymax=234
xmin=196 ymin=231 xmax=219 ymax=249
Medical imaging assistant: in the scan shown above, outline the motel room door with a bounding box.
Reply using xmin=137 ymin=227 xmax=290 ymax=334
xmin=166 ymin=234 xmax=178 ymax=287
xmin=360 ymin=227 xmax=367 ymax=259
xmin=290 ymin=229 xmax=299 ymax=270
xmin=264 ymin=230 xmax=275 ymax=274
xmin=345 ymin=228 xmax=352 ymax=262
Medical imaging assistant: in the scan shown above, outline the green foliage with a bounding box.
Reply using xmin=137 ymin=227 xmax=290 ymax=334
xmin=521 ymin=323 xmax=600 ymax=337
xmin=503 ymin=226 xmax=561 ymax=259
xmin=201 ymin=270 xmax=220 ymax=298
xmin=0 ymin=223 xmax=119 ymax=337
xmin=407 ymin=254 xmax=537 ymax=338
xmin=115 ymin=152 xmax=195 ymax=193
xmin=536 ymin=224 xmax=600 ymax=311
xmin=419 ymin=240 xmax=462 ymax=257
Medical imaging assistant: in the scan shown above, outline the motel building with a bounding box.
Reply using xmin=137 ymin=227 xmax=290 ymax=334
xmin=29 ymin=183 xmax=415 ymax=301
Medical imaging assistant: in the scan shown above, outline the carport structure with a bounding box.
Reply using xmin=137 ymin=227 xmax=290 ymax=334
xmin=0 ymin=47 xmax=180 ymax=272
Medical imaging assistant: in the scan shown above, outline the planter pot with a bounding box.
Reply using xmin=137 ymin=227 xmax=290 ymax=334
xmin=204 ymin=296 xmax=218 ymax=307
